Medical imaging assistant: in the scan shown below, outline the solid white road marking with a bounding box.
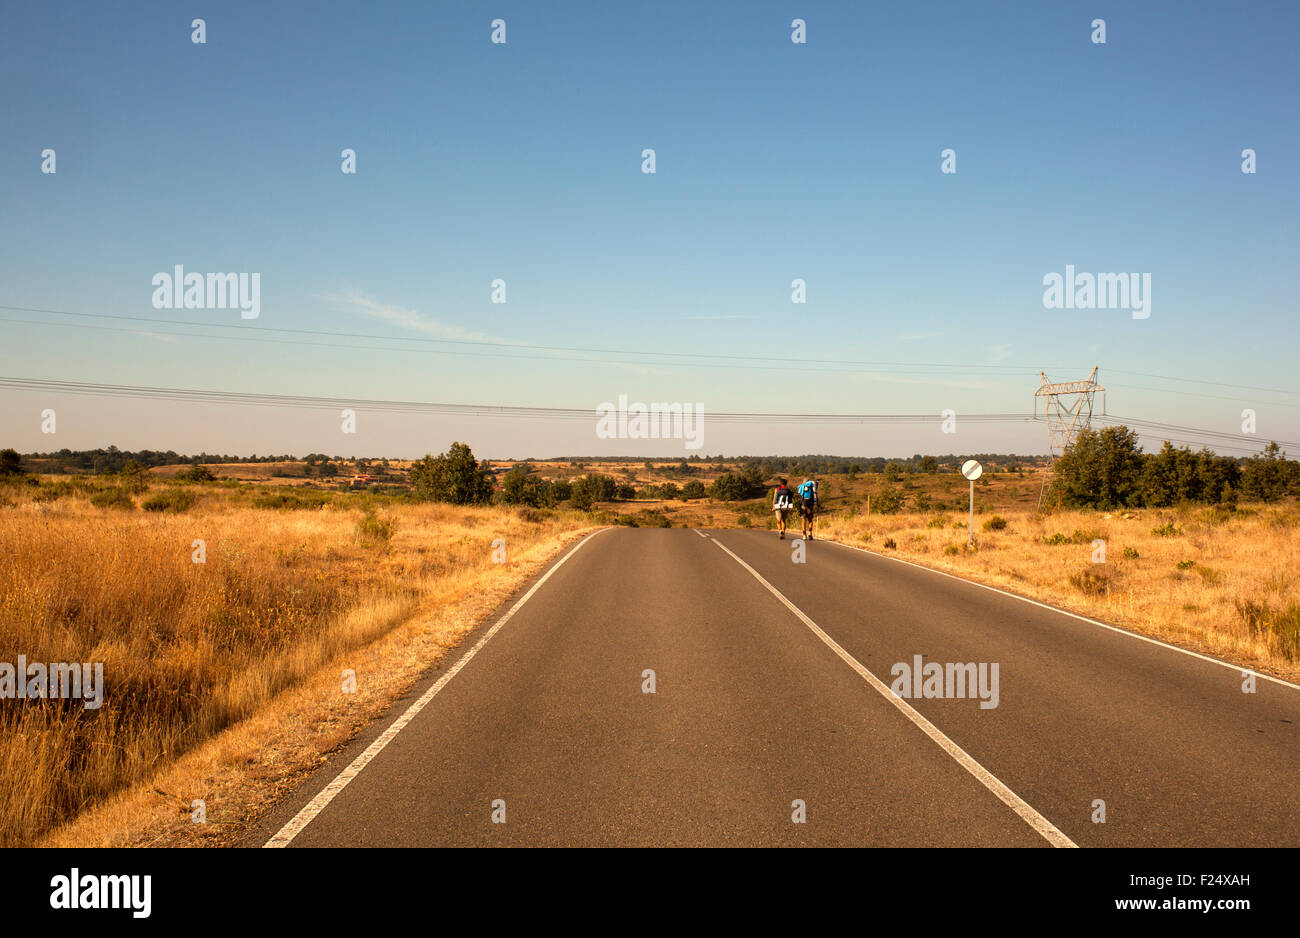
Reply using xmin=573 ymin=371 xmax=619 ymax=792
xmin=711 ymin=537 xmax=1077 ymax=848
xmin=264 ymin=528 xmax=608 ymax=847
xmin=823 ymin=537 xmax=1300 ymax=693
xmin=694 ymin=529 xmax=710 ymax=538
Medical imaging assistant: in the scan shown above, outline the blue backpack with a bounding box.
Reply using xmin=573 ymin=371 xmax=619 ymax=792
xmin=798 ymin=480 xmax=817 ymax=503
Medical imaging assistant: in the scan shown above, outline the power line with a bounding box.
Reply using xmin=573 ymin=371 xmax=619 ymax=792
xmin=6 ymin=304 xmax=1298 ymax=399
xmin=2 ymin=376 xmax=1292 ymax=457
xmin=0 ymin=376 xmax=1038 ymax=425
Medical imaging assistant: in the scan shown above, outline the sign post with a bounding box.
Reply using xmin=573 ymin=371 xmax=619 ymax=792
xmin=961 ymin=459 xmax=983 ymax=545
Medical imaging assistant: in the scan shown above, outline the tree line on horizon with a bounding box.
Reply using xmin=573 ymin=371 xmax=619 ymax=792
xmin=12 ymin=447 xmax=1048 ymax=477
xmin=1049 ymin=428 xmax=1297 ymax=508
xmin=5 ymin=431 xmax=1296 ymax=511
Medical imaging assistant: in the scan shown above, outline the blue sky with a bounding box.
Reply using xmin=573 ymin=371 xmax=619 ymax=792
xmin=1 ymin=0 xmax=1297 ymax=458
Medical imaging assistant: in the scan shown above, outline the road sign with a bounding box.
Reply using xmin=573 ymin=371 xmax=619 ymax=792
xmin=962 ymin=460 xmax=983 ymax=543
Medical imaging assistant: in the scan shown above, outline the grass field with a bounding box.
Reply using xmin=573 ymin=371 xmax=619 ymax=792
xmin=0 ymin=474 xmax=592 ymax=846
xmin=816 ymin=504 xmax=1300 ymax=682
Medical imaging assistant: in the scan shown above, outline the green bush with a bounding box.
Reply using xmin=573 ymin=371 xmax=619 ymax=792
xmin=254 ymin=490 xmax=332 ymax=511
xmin=680 ymin=480 xmax=706 ymax=500
xmin=408 ymin=442 xmax=494 ymax=505
xmin=872 ymin=487 xmax=905 ymax=514
xmin=90 ymin=487 xmax=135 ymax=510
xmin=0 ymin=448 xmax=23 ymax=476
xmin=982 ymin=515 xmax=1008 ymax=532
xmin=569 ymin=473 xmax=617 ymax=510
xmin=356 ymin=511 xmax=394 ymax=547
xmin=1151 ymin=521 xmax=1183 ymax=538
xmin=501 ymin=467 xmax=557 ymax=508
xmin=179 ymin=464 xmax=217 ymax=483
xmin=708 ymin=470 xmax=764 ymax=501
xmin=142 ymin=489 xmax=197 ymax=513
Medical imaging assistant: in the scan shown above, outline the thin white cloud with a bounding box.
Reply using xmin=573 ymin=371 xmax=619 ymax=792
xmin=989 ymin=343 xmax=1012 ymax=363
xmin=131 ymin=330 xmax=181 ymax=345
xmin=319 ymin=290 xmax=508 ymax=344
xmin=894 ymin=330 xmax=944 ymax=343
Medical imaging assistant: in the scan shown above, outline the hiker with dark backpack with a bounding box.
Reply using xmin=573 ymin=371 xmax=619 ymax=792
xmin=797 ymin=478 xmax=819 ymax=540
xmin=772 ymin=478 xmax=794 ymax=539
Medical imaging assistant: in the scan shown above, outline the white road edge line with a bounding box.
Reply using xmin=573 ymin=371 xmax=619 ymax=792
xmin=711 ymin=537 xmax=1077 ymax=849
xmin=263 ymin=528 xmax=608 ymax=847
xmin=822 ymin=537 xmax=1300 ymax=693
xmin=694 ymin=529 xmax=710 ymax=538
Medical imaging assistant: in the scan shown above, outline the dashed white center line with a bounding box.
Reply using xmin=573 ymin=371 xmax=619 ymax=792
xmin=710 ymin=535 xmax=1077 ymax=848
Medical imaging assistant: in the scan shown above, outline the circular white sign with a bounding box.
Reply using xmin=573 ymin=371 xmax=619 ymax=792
xmin=961 ymin=459 xmax=983 ymax=481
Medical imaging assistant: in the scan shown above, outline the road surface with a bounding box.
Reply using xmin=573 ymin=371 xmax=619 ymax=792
xmin=249 ymin=528 xmax=1300 ymax=847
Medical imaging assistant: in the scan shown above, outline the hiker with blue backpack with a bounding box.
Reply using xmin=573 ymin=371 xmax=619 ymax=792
xmin=797 ymin=478 xmax=819 ymax=540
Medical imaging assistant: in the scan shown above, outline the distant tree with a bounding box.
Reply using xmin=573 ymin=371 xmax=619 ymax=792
xmin=1195 ymin=449 xmax=1240 ymax=504
xmin=1241 ymin=441 xmax=1295 ymax=502
xmin=873 ymin=486 xmax=905 ymax=514
xmin=919 ymin=455 xmax=938 ymax=474
xmin=409 ymin=442 xmax=495 ymax=505
xmin=569 ymin=473 xmax=617 ymax=510
xmin=570 ymin=483 xmax=594 ymax=511
xmin=1051 ymin=426 xmax=1144 ymax=508
xmin=502 ymin=467 xmax=531 ymax=505
xmin=0 ymin=449 xmax=23 ymax=475
xmin=179 ymin=464 xmax=216 ymax=483
xmin=680 ymin=480 xmax=706 ymax=500
xmin=502 ymin=466 xmax=555 ymax=507
xmin=708 ymin=469 xmax=764 ymax=501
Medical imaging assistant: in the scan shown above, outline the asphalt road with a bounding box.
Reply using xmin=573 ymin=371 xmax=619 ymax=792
xmin=249 ymin=527 xmax=1300 ymax=847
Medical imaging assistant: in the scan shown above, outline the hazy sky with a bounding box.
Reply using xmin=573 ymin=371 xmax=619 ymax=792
xmin=2 ymin=1 xmax=1297 ymax=459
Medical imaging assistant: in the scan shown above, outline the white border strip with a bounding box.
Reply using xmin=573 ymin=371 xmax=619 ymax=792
xmin=711 ymin=537 xmax=1077 ymax=848
xmin=822 ymin=537 xmax=1300 ymax=692
xmin=264 ymin=528 xmax=607 ymax=847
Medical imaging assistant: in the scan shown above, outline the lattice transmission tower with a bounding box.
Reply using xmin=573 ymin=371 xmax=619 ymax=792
xmin=1033 ymin=367 xmax=1106 ymax=507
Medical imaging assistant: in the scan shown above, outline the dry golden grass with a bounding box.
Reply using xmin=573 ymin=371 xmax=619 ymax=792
xmin=0 ymin=478 xmax=592 ymax=846
xmin=817 ymin=503 xmax=1300 ymax=681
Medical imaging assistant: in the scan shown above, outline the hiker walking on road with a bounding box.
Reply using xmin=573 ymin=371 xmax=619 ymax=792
xmin=798 ymin=477 xmax=819 ymax=541
xmin=773 ymin=478 xmax=794 ymax=539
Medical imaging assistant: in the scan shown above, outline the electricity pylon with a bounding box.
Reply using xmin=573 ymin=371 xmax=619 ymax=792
xmin=1034 ymin=367 xmax=1105 ymax=508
